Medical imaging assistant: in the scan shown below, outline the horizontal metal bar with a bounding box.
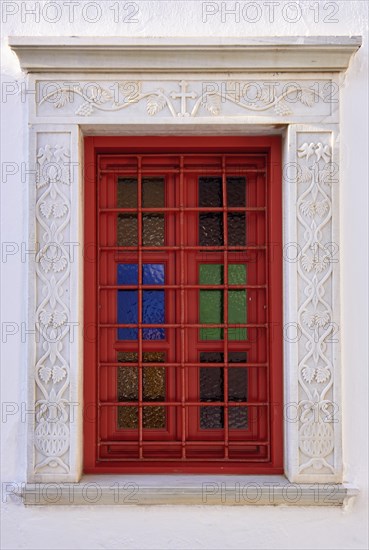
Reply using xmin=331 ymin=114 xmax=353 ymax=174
xmin=99 ymin=362 xmax=268 ymax=368
xmin=97 ymin=456 xmax=270 ymax=463
xmin=99 ymin=323 xmax=266 ymax=328
xmin=99 ymin=401 xmax=267 ymax=407
xmin=99 ymin=440 xmax=269 ymax=446
xmin=99 ymin=207 xmax=266 ymax=213
xmin=101 ymin=246 xmax=266 ymax=253
xmin=102 ymin=286 xmax=263 ymax=293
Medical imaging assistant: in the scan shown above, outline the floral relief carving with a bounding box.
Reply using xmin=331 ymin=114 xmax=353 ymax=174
xmin=38 ymin=80 xmax=322 ymax=118
xmin=296 ymin=137 xmax=337 ymax=474
xmin=34 ymin=144 xmax=71 ymax=473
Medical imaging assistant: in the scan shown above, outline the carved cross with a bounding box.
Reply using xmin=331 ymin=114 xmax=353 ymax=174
xmin=170 ymin=80 xmax=197 ymax=117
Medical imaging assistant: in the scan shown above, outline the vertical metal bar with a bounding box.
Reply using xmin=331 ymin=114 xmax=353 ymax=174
xmin=137 ymin=157 xmax=143 ymax=458
xmin=180 ymin=156 xmax=186 ymax=459
xmin=96 ymin=158 xmax=101 ymax=457
xmin=263 ymin=159 xmax=270 ymax=452
xmin=222 ymin=156 xmax=229 ymax=458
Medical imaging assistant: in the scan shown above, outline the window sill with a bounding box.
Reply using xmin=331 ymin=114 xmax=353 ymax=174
xmin=19 ymin=475 xmax=359 ymax=506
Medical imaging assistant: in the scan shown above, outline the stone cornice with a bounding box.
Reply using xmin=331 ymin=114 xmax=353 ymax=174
xmin=9 ymin=36 xmax=362 ymax=74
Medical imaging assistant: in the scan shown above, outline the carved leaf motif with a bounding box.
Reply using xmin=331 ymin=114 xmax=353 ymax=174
xmin=53 ymin=310 xmax=67 ymax=327
xmin=52 ymin=366 xmax=66 ymax=383
xmin=39 ymin=365 xmax=52 ymax=383
xmin=297 ymin=165 xmax=313 ymax=184
xmin=316 ymin=368 xmax=330 ymax=383
xmin=53 ymin=90 xmax=74 ymax=109
xmin=302 ymin=365 xmax=316 ymax=383
xmin=315 ymin=201 xmax=329 ymax=217
xmin=53 ymin=257 xmax=68 ymax=273
xmin=299 ymin=90 xmax=315 ymax=107
xmin=274 ymin=99 xmax=292 ymax=116
xmin=315 ymin=257 xmax=329 ymax=273
xmin=75 ymin=102 xmax=94 ymax=116
xmin=40 ymin=200 xmax=53 ymax=218
xmin=39 ymin=311 xmax=52 ymax=326
xmin=203 ymin=93 xmax=221 ymax=116
xmin=53 ymin=202 xmax=68 ymax=218
xmin=40 ymin=255 xmax=52 ymax=273
xmin=315 ymin=311 xmax=330 ymax=327
xmin=319 ymin=164 xmax=335 ymax=186
xmin=302 ymin=312 xmax=316 ymax=329
xmin=146 ymin=93 xmax=167 ymax=116
xmin=301 ymin=254 xmax=314 ymax=272
xmin=90 ymin=87 xmax=112 ymax=105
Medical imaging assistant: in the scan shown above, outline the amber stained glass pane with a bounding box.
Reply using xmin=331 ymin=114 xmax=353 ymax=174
xmin=117 ymin=178 xmax=138 ymax=208
xmin=142 ymin=177 xmax=165 ymax=207
xmin=117 ymin=214 xmax=137 ymax=246
xmin=117 ymin=352 xmax=166 ymax=429
xmin=143 ymin=214 xmax=164 ymax=246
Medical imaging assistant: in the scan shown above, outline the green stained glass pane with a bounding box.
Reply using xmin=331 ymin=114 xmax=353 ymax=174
xmin=199 ymin=264 xmax=247 ymax=341
xmin=200 ymin=290 xmax=223 ymax=340
xmin=229 ymin=265 xmax=247 ymax=340
xmin=199 ymin=264 xmax=223 ymax=285
xmin=229 ymin=290 xmax=247 ymax=340
xmin=228 ymin=264 xmax=246 ymax=284
xmin=200 ymin=264 xmax=223 ymax=340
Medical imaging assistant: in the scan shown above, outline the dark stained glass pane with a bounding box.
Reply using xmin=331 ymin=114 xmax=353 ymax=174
xmin=143 ymin=214 xmax=164 ymax=246
xmin=199 ymin=352 xmax=248 ymax=430
xmin=199 ymin=176 xmax=222 ymax=207
xmin=228 ymin=213 xmax=246 ymax=246
xmin=228 ymin=407 xmax=248 ymax=429
xmin=227 ymin=176 xmax=246 ymax=207
xmin=199 ymin=213 xmax=223 ymax=246
xmin=142 ymin=177 xmax=165 ymax=207
xmin=117 ymin=178 xmax=137 ymax=208
xmin=200 ymin=406 xmax=223 ymax=429
xmin=117 ymin=214 xmax=137 ymax=246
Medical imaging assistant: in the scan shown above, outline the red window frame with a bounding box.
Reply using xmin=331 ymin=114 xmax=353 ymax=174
xmin=84 ymin=136 xmax=283 ymax=474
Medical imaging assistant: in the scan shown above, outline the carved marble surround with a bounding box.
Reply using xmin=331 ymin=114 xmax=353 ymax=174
xmin=9 ymin=37 xmax=360 ymax=485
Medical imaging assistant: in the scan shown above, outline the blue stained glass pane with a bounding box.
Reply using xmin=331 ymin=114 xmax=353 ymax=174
xmin=117 ymin=264 xmax=165 ymax=340
xmin=143 ymin=290 xmax=165 ymax=340
xmin=143 ymin=264 xmax=164 ymax=285
xmin=117 ymin=290 xmax=138 ymax=340
xmin=117 ymin=264 xmax=138 ymax=285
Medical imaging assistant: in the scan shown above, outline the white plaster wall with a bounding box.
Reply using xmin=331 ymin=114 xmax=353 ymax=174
xmin=1 ymin=1 xmax=368 ymax=549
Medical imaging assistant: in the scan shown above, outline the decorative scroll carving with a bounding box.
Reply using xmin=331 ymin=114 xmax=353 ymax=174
xmin=296 ymin=135 xmax=337 ymax=475
xmin=34 ymin=144 xmax=71 ymax=473
xmin=37 ymin=79 xmax=328 ymax=118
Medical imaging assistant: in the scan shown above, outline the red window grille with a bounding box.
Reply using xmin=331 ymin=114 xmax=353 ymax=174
xmin=84 ymin=136 xmax=283 ymax=474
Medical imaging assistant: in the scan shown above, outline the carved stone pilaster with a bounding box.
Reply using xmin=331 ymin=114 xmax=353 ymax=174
xmin=287 ymin=127 xmax=342 ymax=481
xmin=31 ymin=134 xmax=74 ymax=480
